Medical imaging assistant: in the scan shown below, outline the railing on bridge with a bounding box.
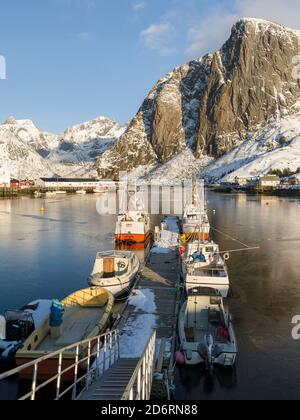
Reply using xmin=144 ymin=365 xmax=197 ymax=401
xmin=121 ymin=331 xmax=156 ymax=400
xmin=0 ymin=329 xmax=157 ymax=401
xmin=0 ymin=330 xmax=120 ymax=401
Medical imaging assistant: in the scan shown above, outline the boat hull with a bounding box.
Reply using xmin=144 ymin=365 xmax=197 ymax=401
xmin=182 ymin=349 xmax=237 ymax=367
xmin=182 ymin=224 xmax=210 ymax=242
xmin=115 ymin=231 xmax=151 ymax=244
xmin=89 ymin=252 xmax=140 ymax=297
xmin=15 ymin=356 xmax=79 ymax=380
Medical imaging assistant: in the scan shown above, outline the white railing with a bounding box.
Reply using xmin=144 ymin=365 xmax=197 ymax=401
xmin=0 ymin=329 xmax=120 ymax=401
xmin=121 ymin=331 xmax=156 ymax=400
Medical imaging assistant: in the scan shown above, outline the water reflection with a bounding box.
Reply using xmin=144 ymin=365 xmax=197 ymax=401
xmin=1 ymin=193 xmax=300 ymax=400
xmin=175 ymin=192 xmax=300 ymax=400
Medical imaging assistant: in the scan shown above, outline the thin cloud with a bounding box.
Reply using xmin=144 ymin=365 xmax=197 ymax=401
xmin=133 ymin=1 xmax=147 ymax=14
xmin=186 ymin=0 xmax=300 ymax=57
xmin=78 ymin=31 xmax=91 ymax=41
xmin=187 ymin=12 xmax=238 ymax=57
xmin=140 ymin=22 xmax=177 ymax=56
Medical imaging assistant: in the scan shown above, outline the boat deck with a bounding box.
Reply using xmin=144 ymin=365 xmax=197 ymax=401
xmin=37 ymin=306 xmax=103 ymax=352
xmin=185 ymin=307 xmax=228 ymax=345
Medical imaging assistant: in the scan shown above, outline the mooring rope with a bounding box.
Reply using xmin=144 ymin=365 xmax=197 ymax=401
xmin=210 ymin=226 xmax=251 ymax=249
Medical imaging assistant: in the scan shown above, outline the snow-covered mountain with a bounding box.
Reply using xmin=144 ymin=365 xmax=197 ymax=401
xmin=201 ymin=104 xmax=300 ymax=182
xmin=96 ymin=18 xmax=300 ymax=182
xmin=0 ymin=116 xmax=126 ymax=179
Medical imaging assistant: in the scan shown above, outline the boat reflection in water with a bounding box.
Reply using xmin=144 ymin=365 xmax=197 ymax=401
xmin=115 ymin=235 xmax=152 ymax=266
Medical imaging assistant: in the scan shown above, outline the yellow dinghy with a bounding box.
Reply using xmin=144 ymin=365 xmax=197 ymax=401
xmin=15 ymin=287 xmax=114 ymax=379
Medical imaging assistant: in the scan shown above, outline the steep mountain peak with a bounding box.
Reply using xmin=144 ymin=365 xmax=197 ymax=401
xmin=96 ymin=18 xmax=300 ymax=179
xmin=237 ymin=17 xmax=300 ymax=35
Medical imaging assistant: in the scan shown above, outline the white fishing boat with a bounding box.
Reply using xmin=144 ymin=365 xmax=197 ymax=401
xmin=178 ymin=287 xmax=237 ymax=368
xmin=182 ymin=206 xmax=210 ymax=241
xmin=182 ymin=180 xmax=210 ymax=241
xmin=182 ymin=240 xmax=230 ymax=298
xmin=88 ymin=251 xmax=140 ymax=297
xmin=76 ymin=189 xmax=87 ymax=195
xmin=115 ymin=210 xmax=151 ymax=244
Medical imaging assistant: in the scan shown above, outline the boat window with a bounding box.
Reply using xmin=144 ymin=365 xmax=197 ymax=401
xmin=206 ymin=247 xmax=214 ymax=253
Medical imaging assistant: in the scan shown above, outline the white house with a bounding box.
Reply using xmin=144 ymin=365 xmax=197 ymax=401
xmin=0 ymin=168 xmax=10 ymax=187
xmin=259 ymin=175 xmax=280 ymax=188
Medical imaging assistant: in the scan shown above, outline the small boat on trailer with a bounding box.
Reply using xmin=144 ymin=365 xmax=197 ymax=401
xmin=15 ymin=288 xmax=114 ymax=379
xmin=178 ymin=287 xmax=237 ymax=369
xmin=182 ymin=240 xmax=230 ymax=298
xmin=88 ymin=251 xmax=140 ymax=297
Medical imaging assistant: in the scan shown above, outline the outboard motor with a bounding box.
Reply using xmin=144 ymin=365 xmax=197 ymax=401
xmin=198 ymin=334 xmax=214 ymax=372
xmin=4 ymin=311 xmax=35 ymax=342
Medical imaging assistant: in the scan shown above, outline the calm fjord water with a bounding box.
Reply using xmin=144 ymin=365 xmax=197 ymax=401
xmin=176 ymin=192 xmax=300 ymax=400
xmin=1 ymin=192 xmax=300 ymax=400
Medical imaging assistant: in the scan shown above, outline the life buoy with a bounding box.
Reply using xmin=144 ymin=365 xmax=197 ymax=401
xmin=224 ymin=253 xmax=230 ymax=261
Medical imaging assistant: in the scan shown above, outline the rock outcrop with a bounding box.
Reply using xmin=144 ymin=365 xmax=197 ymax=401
xmin=96 ymin=18 xmax=300 ymax=179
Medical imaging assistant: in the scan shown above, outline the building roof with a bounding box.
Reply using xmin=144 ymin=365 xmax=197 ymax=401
xmin=260 ymin=175 xmax=280 ymax=181
xmin=40 ymin=178 xmax=98 ymax=183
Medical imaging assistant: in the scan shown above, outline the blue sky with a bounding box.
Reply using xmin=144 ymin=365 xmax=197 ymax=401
xmin=0 ymin=0 xmax=299 ymax=132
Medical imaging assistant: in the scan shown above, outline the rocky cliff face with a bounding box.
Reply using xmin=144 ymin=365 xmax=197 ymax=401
xmin=96 ymin=18 xmax=300 ymax=179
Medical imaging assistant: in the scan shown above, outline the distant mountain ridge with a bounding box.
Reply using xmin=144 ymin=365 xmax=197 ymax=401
xmin=0 ymin=116 xmax=127 ymax=179
xmin=96 ymin=18 xmax=300 ymax=182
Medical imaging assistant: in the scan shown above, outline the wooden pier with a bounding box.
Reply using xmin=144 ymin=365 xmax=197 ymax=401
xmin=114 ymin=236 xmax=181 ymax=399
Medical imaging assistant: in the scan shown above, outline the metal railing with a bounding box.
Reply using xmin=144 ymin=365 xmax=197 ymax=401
xmin=121 ymin=331 xmax=156 ymax=400
xmin=0 ymin=329 xmax=120 ymax=401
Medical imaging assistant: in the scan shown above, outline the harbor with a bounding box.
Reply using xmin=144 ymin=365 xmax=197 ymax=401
xmin=1 ymin=190 xmax=300 ymax=400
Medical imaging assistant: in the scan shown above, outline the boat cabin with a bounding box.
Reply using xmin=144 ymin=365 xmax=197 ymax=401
xmin=91 ymin=251 xmax=131 ymax=279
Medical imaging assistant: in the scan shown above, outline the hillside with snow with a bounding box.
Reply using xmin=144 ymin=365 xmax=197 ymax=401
xmin=0 ymin=116 xmax=126 ymax=179
xmin=201 ymin=105 xmax=300 ymax=182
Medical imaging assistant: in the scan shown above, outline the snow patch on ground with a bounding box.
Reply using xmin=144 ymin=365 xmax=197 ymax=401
xmin=129 ymin=148 xmax=213 ymax=184
xmin=152 ymin=217 xmax=180 ymax=254
xmin=200 ymin=112 xmax=300 ymax=182
xmin=119 ymin=289 xmax=157 ymax=359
